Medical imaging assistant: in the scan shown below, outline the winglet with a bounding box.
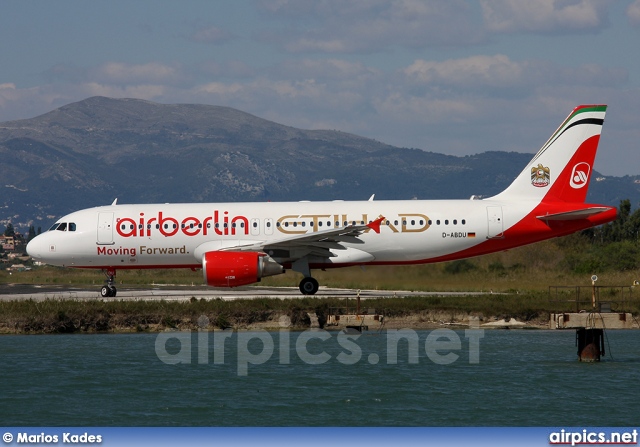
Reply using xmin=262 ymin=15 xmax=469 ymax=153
xmin=366 ymin=216 xmax=385 ymax=234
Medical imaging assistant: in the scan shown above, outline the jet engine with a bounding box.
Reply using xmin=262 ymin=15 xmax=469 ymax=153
xmin=202 ymin=251 xmax=284 ymax=287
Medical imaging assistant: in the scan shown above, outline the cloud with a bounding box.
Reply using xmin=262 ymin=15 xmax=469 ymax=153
xmin=200 ymin=60 xmax=257 ymax=79
xmin=89 ymin=62 xmax=187 ymax=86
xmin=256 ymin=0 xmax=484 ymax=53
xmin=402 ymin=54 xmax=627 ymax=94
xmin=480 ymin=0 xmax=612 ymax=34
xmin=274 ymin=59 xmax=381 ymax=83
xmin=404 ymin=55 xmax=526 ymax=89
xmin=628 ymin=0 xmax=640 ymax=27
xmin=189 ymin=25 xmax=235 ymax=44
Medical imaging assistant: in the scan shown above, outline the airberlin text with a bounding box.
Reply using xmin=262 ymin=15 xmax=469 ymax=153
xmin=116 ymin=210 xmax=248 ymax=238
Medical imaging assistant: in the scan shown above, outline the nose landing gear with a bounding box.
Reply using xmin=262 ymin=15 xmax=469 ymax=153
xmin=100 ymin=268 xmax=117 ymax=297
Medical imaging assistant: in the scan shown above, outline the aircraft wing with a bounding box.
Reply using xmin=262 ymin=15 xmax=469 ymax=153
xmin=221 ymin=217 xmax=384 ymax=260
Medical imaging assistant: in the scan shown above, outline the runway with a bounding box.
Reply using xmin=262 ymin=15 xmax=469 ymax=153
xmin=0 ymin=284 xmax=490 ymax=301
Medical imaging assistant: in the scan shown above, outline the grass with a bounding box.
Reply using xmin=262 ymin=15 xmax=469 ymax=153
xmin=6 ymin=240 xmax=639 ymax=292
xmin=2 ymin=241 xmax=639 ymax=333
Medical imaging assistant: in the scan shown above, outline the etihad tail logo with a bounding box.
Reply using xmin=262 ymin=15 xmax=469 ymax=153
xmin=531 ymin=164 xmax=550 ymax=188
xmin=570 ymin=162 xmax=590 ymax=189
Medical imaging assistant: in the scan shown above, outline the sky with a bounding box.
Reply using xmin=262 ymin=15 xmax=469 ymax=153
xmin=1 ymin=0 xmax=639 ymax=176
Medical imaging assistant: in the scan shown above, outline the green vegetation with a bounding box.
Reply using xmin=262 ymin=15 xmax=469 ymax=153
xmin=2 ymin=289 xmax=638 ymax=335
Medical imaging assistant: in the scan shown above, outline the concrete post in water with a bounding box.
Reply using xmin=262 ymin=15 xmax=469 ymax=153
xmin=576 ymin=327 xmax=605 ymax=362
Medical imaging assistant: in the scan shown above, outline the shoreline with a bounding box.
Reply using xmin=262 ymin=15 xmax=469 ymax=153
xmin=1 ymin=285 xmax=637 ymax=334
xmin=0 ymin=308 xmax=559 ymax=334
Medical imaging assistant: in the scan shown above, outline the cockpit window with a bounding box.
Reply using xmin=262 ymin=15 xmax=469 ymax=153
xmin=49 ymin=222 xmax=76 ymax=232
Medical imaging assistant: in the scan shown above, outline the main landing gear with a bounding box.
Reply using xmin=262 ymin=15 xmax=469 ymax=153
xmin=101 ymin=268 xmax=117 ymax=297
xmin=293 ymin=257 xmax=319 ymax=295
xmin=299 ymin=277 xmax=319 ymax=295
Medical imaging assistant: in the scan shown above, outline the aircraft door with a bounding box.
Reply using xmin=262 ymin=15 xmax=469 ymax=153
xmin=97 ymin=212 xmax=115 ymax=245
xmin=265 ymin=218 xmax=274 ymax=235
xmin=486 ymin=206 xmax=504 ymax=239
xmin=250 ymin=218 xmax=260 ymax=236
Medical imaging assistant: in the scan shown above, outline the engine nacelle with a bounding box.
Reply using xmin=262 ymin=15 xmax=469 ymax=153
xmin=202 ymin=251 xmax=284 ymax=287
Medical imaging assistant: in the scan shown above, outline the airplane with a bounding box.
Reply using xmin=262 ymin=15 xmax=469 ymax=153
xmin=26 ymin=105 xmax=617 ymax=297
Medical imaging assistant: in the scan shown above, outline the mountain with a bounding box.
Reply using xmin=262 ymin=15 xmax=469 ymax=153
xmin=1 ymin=96 xmax=638 ymax=231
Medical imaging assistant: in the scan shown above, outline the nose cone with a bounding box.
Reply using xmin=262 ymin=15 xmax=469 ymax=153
xmin=26 ymin=234 xmax=48 ymax=261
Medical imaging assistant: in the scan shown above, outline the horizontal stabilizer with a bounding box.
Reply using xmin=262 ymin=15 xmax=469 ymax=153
xmin=536 ymin=207 xmax=612 ymax=221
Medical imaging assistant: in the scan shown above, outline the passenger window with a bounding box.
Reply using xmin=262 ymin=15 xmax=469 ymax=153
xmin=462 ymin=219 xmax=466 ymax=225
xmin=453 ymin=220 xmax=457 ymax=225
xmin=445 ymin=220 xmax=449 ymax=225
xmin=267 ymin=222 xmax=271 ymax=227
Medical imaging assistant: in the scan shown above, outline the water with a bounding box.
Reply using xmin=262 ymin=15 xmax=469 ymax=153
xmin=1 ymin=329 xmax=639 ymax=426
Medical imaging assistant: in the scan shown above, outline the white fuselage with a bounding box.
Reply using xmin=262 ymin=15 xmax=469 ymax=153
xmin=26 ymin=198 xmax=534 ymax=269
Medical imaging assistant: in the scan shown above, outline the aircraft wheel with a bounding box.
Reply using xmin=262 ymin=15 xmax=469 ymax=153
xmin=109 ymin=286 xmax=117 ymax=297
xmin=299 ymin=277 xmax=319 ymax=295
xmin=100 ymin=286 xmax=111 ymax=298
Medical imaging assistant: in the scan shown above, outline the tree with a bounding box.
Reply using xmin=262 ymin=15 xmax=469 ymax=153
xmin=27 ymin=225 xmax=36 ymax=242
xmin=3 ymin=223 xmax=15 ymax=237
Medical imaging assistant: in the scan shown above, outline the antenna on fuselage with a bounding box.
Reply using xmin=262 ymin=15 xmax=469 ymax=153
xmin=111 ymin=198 xmax=118 ymax=205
